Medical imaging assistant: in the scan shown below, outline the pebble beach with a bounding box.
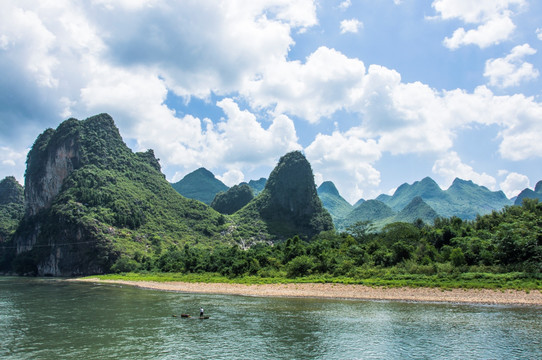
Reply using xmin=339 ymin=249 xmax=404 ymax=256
xmin=76 ymin=278 xmax=542 ymax=306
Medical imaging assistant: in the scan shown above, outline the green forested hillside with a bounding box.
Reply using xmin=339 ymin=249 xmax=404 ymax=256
xmin=121 ymin=199 xmax=542 ymax=284
xmin=211 ymin=183 xmax=254 ymax=215
xmin=381 ymin=177 xmax=450 ymax=213
xmin=446 ymin=178 xmax=511 ymax=218
xmin=171 ymin=168 xmax=229 ymax=205
xmin=10 ymin=114 xmax=229 ymax=275
xmin=393 ymin=196 xmax=439 ymax=224
xmin=337 ymin=200 xmax=395 ymax=230
xmin=0 ymin=176 xmax=24 ymax=244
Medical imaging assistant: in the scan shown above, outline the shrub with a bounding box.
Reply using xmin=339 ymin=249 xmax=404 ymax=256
xmin=286 ymin=255 xmax=315 ymax=278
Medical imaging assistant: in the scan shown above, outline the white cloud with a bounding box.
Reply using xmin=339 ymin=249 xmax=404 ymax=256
xmin=213 ymin=98 xmax=301 ymax=166
xmin=500 ymin=172 xmax=530 ymax=198
xmin=339 ymin=0 xmax=351 ymax=10
xmin=432 ymin=0 xmax=525 ymax=49
xmin=89 ymin=0 xmax=316 ymax=99
xmin=0 ymin=0 xmax=314 ymax=179
xmin=0 ymin=4 xmax=58 ymax=88
xmin=432 ymin=151 xmax=497 ymax=190
xmin=443 ymin=15 xmax=516 ymax=49
xmin=340 ymin=19 xmax=363 ymax=34
xmin=244 ymin=46 xmax=366 ymax=123
xmin=484 ymin=44 xmax=539 ymax=88
xmin=0 ymin=146 xmax=28 ymax=184
xmin=353 ymin=66 xmax=456 ymax=155
xmin=432 ymin=0 xmax=525 ymax=23
xmin=537 ymin=28 xmax=542 ymax=40
xmin=305 ymin=131 xmax=381 ymax=203
xmin=80 ymin=65 xmax=302 ymax=177
xmin=217 ymin=169 xmax=245 ymax=187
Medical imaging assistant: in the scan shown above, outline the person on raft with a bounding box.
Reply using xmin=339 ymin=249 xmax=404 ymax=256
xmin=200 ymin=307 xmax=204 ymax=317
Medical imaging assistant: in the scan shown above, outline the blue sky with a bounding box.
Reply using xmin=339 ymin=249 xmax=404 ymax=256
xmin=1 ymin=0 xmax=541 ymax=203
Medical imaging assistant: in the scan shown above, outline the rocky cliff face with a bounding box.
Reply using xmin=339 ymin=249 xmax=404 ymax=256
xmin=11 ymin=113 xmax=225 ymax=276
xmin=25 ymin=134 xmax=80 ymax=216
xmin=13 ymin=114 xmax=122 ymax=275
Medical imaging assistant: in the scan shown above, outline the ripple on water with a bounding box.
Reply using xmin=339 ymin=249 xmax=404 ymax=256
xmin=1 ymin=278 xmax=541 ymax=360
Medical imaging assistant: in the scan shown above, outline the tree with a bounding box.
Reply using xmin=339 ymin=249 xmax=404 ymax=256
xmin=345 ymin=220 xmax=375 ymax=244
xmin=286 ymin=255 xmax=315 ymax=277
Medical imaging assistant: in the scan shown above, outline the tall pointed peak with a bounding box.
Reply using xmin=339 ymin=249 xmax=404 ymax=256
xmin=318 ymin=181 xmax=340 ymax=197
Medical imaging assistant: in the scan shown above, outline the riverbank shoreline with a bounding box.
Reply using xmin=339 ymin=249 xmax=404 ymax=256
xmin=73 ymin=278 xmax=542 ymax=306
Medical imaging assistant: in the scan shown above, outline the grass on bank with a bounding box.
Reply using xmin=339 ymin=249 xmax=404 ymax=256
xmin=85 ymin=271 xmax=542 ymax=292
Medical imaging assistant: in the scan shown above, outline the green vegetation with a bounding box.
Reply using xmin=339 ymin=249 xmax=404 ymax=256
xmin=232 ymin=151 xmax=334 ymax=242
xmin=3 ymin=114 xmax=541 ymax=293
xmin=0 ymin=176 xmax=24 ymax=243
xmin=317 ymin=181 xmax=353 ymax=222
xmin=211 ymin=183 xmax=254 ymax=215
xmin=10 ymin=114 xmax=231 ymax=275
xmin=171 ymin=168 xmax=228 ymax=205
xmin=88 ymin=199 xmax=542 ymax=291
xmin=88 ymin=271 xmax=542 ymax=290
xmin=0 ymin=176 xmax=24 ymax=271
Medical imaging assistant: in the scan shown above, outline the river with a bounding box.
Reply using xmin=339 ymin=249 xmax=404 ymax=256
xmin=1 ymin=277 xmax=541 ymax=359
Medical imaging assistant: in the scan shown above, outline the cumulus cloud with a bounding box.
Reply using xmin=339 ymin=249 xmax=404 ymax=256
xmin=305 ymin=131 xmax=381 ymax=203
xmin=213 ymin=98 xmax=301 ymax=166
xmin=2 ymin=0 xmax=542 ymax=202
xmin=500 ymin=172 xmax=530 ymax=198
xmin=537 ymin=28 xmax=542 ymax=40
xmin=0 ymin=0 xmax=314 ymax=181
xmin=432 ymin=151 xmax=497 ymax=190
xmin=0 ymin=146 xmax=28 ymax=184
xmin=244 ymin=46 xmax=366 ymax=123
xmin=353 ymin=66 xmax=456 ymax=155
xmin=340 ymin=19 xmax=363 ymax=34
xmin=484 ymin=44 xmax=539 ymax=88
xmin=432 ymin=0 xmax=525 ymax=49
xmin=339 ymin=0 xmax=351 ymax=10
xmin=89 ymin=0 xmax=316 ymax=99
xmin=217 ymin=169 xmax=245 ymax=187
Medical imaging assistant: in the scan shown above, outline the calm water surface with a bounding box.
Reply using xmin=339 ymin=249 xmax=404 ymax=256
xmin=1 ymin=277 xmax=541 ymax=359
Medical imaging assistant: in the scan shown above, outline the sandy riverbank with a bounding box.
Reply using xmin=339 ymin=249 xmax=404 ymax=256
xmin=74 ymin=278 xmax=542 ymax=306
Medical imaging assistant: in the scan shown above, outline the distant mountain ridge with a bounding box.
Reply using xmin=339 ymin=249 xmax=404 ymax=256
xmin=171 ymin=167 xmax=515 ymax=230
xmin=377 ymin=177 xmax=511 ymax=220
xmin=514 ymin=181 xmax=542 ymax=205
xmin=323 ymin=176 xmax=513 ymax=230
xmin=243 ymin=178 xmax=267 ymax=196
xmin=317 ymin=181 xmax=353 ymax=222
